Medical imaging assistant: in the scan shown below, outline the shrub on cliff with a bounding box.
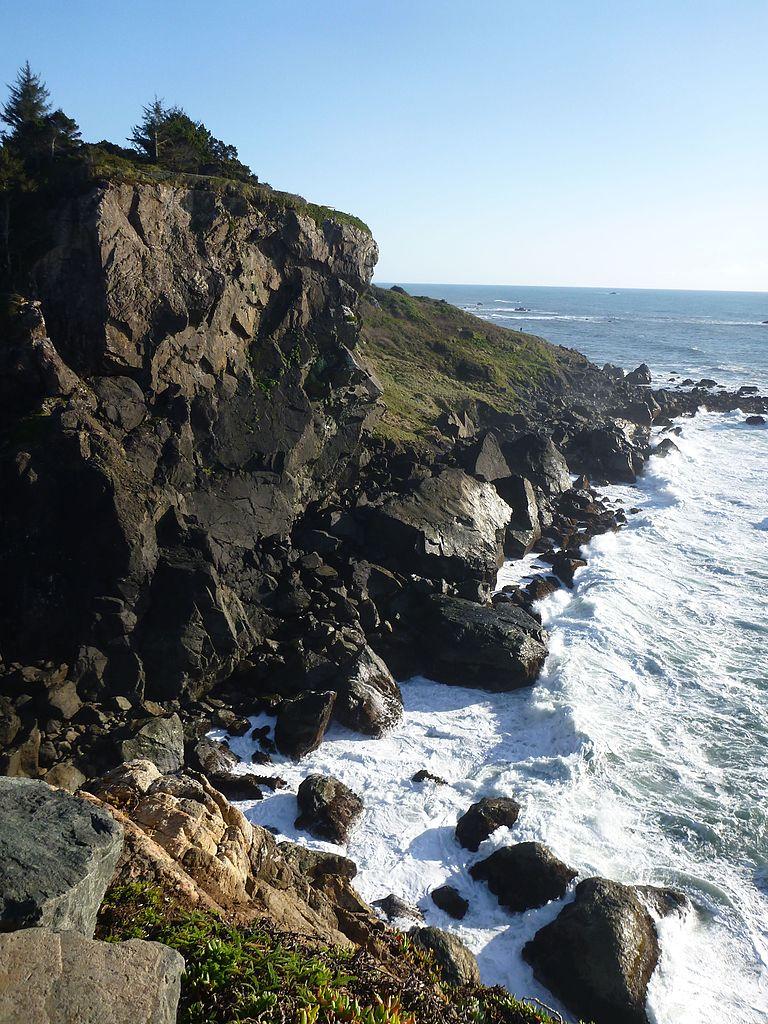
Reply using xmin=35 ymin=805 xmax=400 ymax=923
xmin=97 ymin=882 xmax=574 ymax=1024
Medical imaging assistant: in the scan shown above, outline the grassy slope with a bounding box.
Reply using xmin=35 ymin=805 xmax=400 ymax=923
xmin=358 ymin=286 xmax=585 ymax=445
xmin=98 ymin=882 xmax=572 ymax=1024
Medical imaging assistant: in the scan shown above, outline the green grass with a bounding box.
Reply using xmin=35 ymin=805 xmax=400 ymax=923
xmin=97 ymin=882 xmax=572 ymax=1024
xmin=358 ymin=287 xmax=571 ymax=445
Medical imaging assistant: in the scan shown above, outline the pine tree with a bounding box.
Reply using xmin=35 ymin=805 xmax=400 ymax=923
xmin=43 ymin=109 xmax=81 ymax=156
xmin=1 ymin=62 xmax=51 ymax=134
xmin=129 ymin=97 xmax=171 ymax=163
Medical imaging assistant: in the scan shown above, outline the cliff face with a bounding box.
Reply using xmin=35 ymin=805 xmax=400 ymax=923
xmin=1 ymin=180 xmax=380 ymax=700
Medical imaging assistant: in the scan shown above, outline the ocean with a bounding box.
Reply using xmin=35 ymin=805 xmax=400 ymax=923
xmin=218 ymin=285 xmax=768 ymax=1023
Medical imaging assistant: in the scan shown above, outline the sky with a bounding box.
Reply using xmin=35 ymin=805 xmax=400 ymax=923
xmin=2 ymin=0 xmax=766 ymax=291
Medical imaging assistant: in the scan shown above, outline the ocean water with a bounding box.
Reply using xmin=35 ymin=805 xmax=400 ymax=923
xmin=218 ymin=287 xmax=768 ymax=1023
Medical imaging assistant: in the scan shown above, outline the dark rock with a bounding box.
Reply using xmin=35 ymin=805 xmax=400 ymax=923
xmin=373 ymin=894 xmax=423 ymax=922
xmin=625 ymin=363 xmax=652 ymax=386
xmin=412 ymin=769 xmax=447 ymax=785
xmin=501 ymin=434 xmax=571 ymax=495
xmin=496 ymin=476 xmax=541 ymax=556
xmin=469 ymin=842 xmax=577 ymax=912
xmin=458 ymin=431 xmax=511 ymax=482
xmin=0 ymin=927 xmax=184 ymax=1024
xmin=363 ymin=468 xmax=513 ymax=586
xmin=274 ymin=691 xmax=336 ymax=760
xmin=295 ymin=773 xmax=363 ymax=843
xmin=0 ymin=696 xmax=21 ymax=748
xmin=192 ymin=739 xmax=264 ymax=800
xmin=523 ymin=877 xmax=665 ymax=1024
xmin=551 ymin=550 xmax=587 ymax=587
xmin=334 ymin=645 xmax=402 ymax=737
xmin=456 ymin=796 xmax=521 ymax=851
xmin=653 ymin=438 xmax=679 ymax=457
xmin=430 ymin=885 xmax=469 ymax=919
xmin=566 ymin=424 xmax=644 ymax=484
xmin=410 ymin=926 xmax=481 ymax=985
xmin=0 ymin=778 xmax=123 ymax=936
xmin=381 ymin=592 xmax=547 ymax=691
xmin=524 ymin=575 xmax=560 ymax=602
xmin=119 ymin=713 xmax=184 ymax=773
xmin=279 ymin=843 xmax=358 ymax=881
xmin=745 ymin=414 xmax=766 ymax=425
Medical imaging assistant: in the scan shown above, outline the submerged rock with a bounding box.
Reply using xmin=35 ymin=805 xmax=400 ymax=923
xmin=410 ymin=926 xmax=481 ymax=985
xmin=469 ymin=842 xmax=577 ymax=912
xmin=523 ymin=876 xmax=671 ymax=1024
xmin=456 ymin=796 xmax=521 ymax=851
xmin=295 ymin=774 xmax=363 ymax=844
xmin=0 ymin=778 xmax=123 ymax=937
xmin=430 ymin=885 xmax=469 ymax=920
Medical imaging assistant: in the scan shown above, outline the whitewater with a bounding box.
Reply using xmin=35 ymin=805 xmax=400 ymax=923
xmin=215 ymin=403 xmax=768 ymax=1023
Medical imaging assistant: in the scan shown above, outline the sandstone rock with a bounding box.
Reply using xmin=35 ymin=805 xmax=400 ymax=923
xmin=334 ymin=645 xmax=402 ymax=736
xmin=88 ymin=758 xmax=162 ymax=806
xmin=410 ymin=926 xmax=481 ymax=985
xmin=0 ymin=777 xmax=123 ymax=936
xmin=119 ymin=714 xmax=184 ymax=773
xmin=45 ymin=761 xmax=86 ymax=792
xmin=523 ymin=877 xmax=664 ymax=1024
xmin=295 ymin=774 xmax=363 ymax=844
xmin=469 ymin=842 xmax=577 ymax=912
xmin=430 ymin=885 xmax=469 ymax=920
xmin=0 ymin=927 xmax=183 ymax=1024
xmin=275 ymin=691 xmax=336 ymax=759
xmin=191 ymin=737 xmax=263 ymax=800
xmin=456 ymin=796 xmax=521 ymax=852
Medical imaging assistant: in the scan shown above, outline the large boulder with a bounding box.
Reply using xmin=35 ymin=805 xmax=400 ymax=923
xmin=191 ymin=738 xmax=264 ymax=801
xmin=457 ymin=431 xmax=511 ymax=482
xmin=410 ymin=926 xmax=481 ymax=985
xmin=363 ymin=468 xmax=513 ymax=585
xmin=565 ymin=424 xmax=645 ymax=484
xmin=495 ymin=476 xmax=541 ymax=556
xmin=469 ymin=842 xmax=577 ymax=912
xmin=382 ymin=593 xmax=547 ymax=691
xmin=295 ymin=774 xmax=364 ymax=844
xmin=501 ymin=434 xmax=571 ymax=496
xmin=430 ymin=885 xmax=469 ymax=920
xmin=274 ymin=690 xmax=336 ymax=760
xmin=625 ymin=363 xmax=652 ymax=386
xmin=523 ymin=877 xmax=669 ymax=1024
xmin=118 ymin=713 xmax=184 ymax=773
xmin=334 ymin=645 xmax=403 ymax=736
xmin=456 ymin=796 xmax=521 ymax=851
xmin=0 ymin=778 xmax=123 ymax=937
xmin=0 ymin=927 xmax=183 ymax=1024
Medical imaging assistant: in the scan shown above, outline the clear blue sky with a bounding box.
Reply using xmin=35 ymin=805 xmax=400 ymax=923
xmin=3 ymin=0 xmax=766 ymax=290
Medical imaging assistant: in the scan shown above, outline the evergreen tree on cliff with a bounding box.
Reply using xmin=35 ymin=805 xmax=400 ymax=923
xmin=1 ymin=62 xmax=80 ymax=160
xmin=128 ymin=96 xmax=169 ymax=163
xmin=1 ymin=61 xmax=50 ymax=133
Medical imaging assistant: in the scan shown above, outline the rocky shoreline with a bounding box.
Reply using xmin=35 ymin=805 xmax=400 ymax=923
xmin=1 ymin=170 xmax=767 ymax=1024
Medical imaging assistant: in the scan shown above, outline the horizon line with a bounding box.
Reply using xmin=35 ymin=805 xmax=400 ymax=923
xmin=372 ymin=279 xmax=768 ymax=297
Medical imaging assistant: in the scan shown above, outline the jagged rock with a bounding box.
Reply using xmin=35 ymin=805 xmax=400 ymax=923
xmin=566 ymin=424 xmax=644 ymax=483
xmin=456 ymin=796 xmax=521 ymax=851
xmin=280 ymin=844 xmax=358 ymax=882
xmin=373 ymin=894 xmax=423 ymax=922
xmin=363 ymin=468 xmax=513 ymax=586
xmin=0 ymin=928 xmax=184 ymax=1024
xmin=653 ymin=438 xmax=679 ymax=457
xmin=501 ymin=434 xmax=572 ymax=495
xmin=469 ymin=842 xmax=577 ymax=912
xmin=0 ymin=777 xmax=123 ymax=936
xmin=524 ymin=575 xmax=560 ymax=602
xmin=625 ymin=363 xmax=652 ymax=386
xmin=410 ymin=926 xmax=481 ymax=985
xmin=88 ymin=765 xmax=365 ymax=944
xmin=381 ymin=592 xmax=547 ymax=691
xmin=551 ymin=550 xmax=587 ymax=587
xmin=430 ymin=885 xmax=469 ymax=919
xmin=458 ymin=431 xmax=511 ymax=481
xmin=334 ymin=645 xmax=402 ymax=736
xmin=190 ymin=737 xmax=263 ymax=800
xmin=295 ymin=774 xmax=363 ymax=844
xmin=495 ymin=476 xmax=541 ymax=556
xmin=275 ymin=691 xmax=336 ymax=760
xmin=523 ymin=877 xmax=673 ymax=1024
xmin=119 ymin=714 xmax=184 ymax=773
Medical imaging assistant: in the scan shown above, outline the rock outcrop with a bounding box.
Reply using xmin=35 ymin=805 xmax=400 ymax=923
xmin=0 ymin=927 xmax=184 ymax=1024
xmin=456 ymin=796 xmax=521 ymax=851
xmin=469 ymin=842 xmax=577 ymax=912
xmin=295 ymin=773 xmax=364 ymax=844
xmin=410 ymin=926 xmax=481 ymax=986
xmin=522 ymin=877 xmax=679 ymax=1024
xmin=0 ymin=777 xmax=123 ymax=936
